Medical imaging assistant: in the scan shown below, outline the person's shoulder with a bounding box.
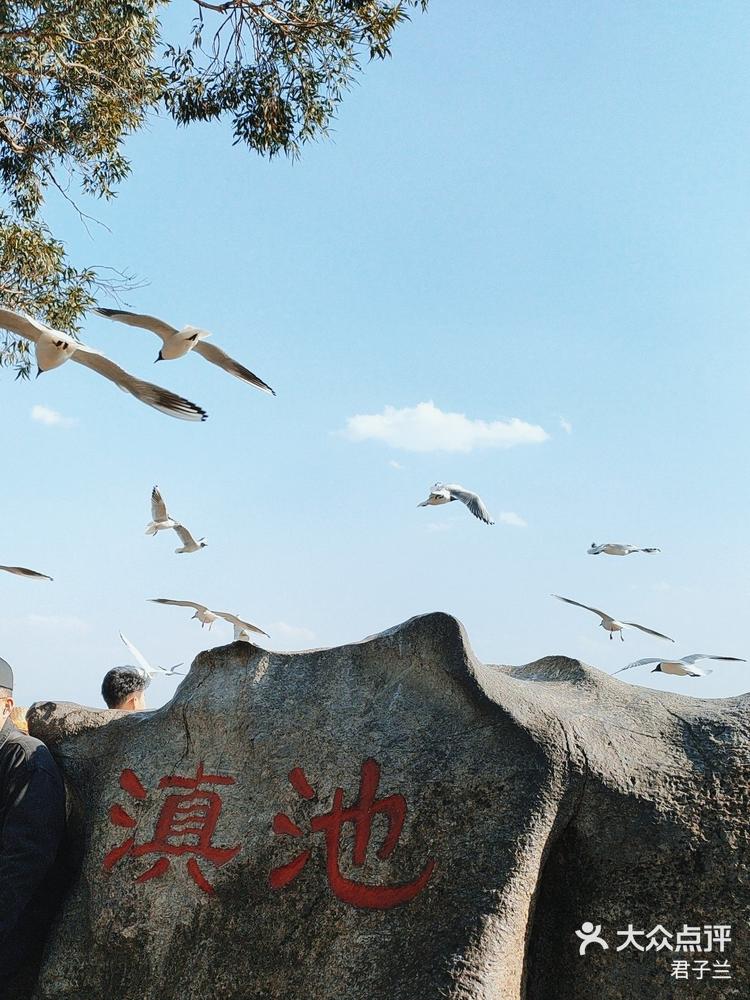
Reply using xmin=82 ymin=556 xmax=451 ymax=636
xmin=2 ymin=726 xmax=59 ymax=773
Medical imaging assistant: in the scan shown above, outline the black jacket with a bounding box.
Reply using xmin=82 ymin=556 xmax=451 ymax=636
xmin=0 ymin=717 xmax=65 ymax=977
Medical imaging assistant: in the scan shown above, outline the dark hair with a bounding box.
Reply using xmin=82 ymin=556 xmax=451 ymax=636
xmin=101 ymin=667 xmax=148 ymax=709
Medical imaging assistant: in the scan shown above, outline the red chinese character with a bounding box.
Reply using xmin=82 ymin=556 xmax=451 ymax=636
xmin=270 ymin=758 xmax=436 ymax=909
xmin=103 ymin=762 xmax=241 ymax=894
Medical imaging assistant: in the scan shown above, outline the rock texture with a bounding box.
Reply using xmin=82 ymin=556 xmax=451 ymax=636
xmin=13 ymin=613 xmax=750 ymax=999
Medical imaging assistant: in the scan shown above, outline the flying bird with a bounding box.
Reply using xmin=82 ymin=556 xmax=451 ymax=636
xmin=172 ymin=523 xmax=207 ymax=554
xmin=213 ymin=610 xmax=269 ymax=638
xmin=418 ymin=484 xmax=494 ymax=525
xmin=0 ymin=564 xmax=53 ymax=581
xmin=149 ymin=600 xmax=268 ymax=638
xmin=0 ymin=308 xmax=207 ymax=421
xmin=145 ymin=488 xmax=204 ymax=551
xmin=588 ymin=542 xmax=661 ymax=556
xmin=119 ymin=632 xmax=184 ymax=678
xmin=150 ymin=598 xmax=217 ymax=628
xmin=552 ymin=594 xmax=675 ymax=642
xmin=145 ymin=486 xmax=179 ymax=535
xmin=615 ymin=654 xmax=746 ymax=678
xmin=94 ymin=307 xmax=275 ymax=395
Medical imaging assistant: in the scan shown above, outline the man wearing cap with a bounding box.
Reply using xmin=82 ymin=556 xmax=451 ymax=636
xmin=0 ymin=656 xmax=66 ymax=986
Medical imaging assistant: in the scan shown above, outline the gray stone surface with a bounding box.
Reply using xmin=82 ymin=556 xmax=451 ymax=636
xmin=14 ymin=613 xmax=750 ymax=999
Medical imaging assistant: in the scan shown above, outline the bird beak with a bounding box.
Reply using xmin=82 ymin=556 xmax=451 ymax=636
xmin=418 ymin=501 xmax=428 ymax=507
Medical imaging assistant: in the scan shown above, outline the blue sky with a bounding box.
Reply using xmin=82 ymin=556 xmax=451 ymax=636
xmin=5 ymin=0 xmax=750 ymax=707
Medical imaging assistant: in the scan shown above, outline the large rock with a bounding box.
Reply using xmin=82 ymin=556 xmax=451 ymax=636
xmin=18 ymin=613 xmax=750 ymax=999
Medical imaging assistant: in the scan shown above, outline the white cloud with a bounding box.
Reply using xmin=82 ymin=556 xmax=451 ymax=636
xmin=0 ymin=614 xmax=91 ymax=636
xmin=559 ymin=416 xmax=573 ymax=435
xmin=27 ymin=614 xmax=91 ymax=635
xmin=342 ymin=401 xmax=548 ymax=453
xmin=426 ymin=522 xmax=451 ymax=534
xmin=270 ymin=622 xmax=316 ymax=644
xmin=31 ymin=405 xmax=76 ymax=428
xmin=646 ymin=581 xmax=698 ymax=596
xmin=388 ymin=460 xmax=404 ymax=470
xmin=498 ymin=511 xmax=527 ymax=528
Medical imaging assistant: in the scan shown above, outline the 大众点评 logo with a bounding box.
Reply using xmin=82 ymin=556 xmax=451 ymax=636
xmin=574 ymin=922 xmax=733 ymax=981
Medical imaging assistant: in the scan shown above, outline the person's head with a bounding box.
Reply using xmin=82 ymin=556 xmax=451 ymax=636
xmin=0 ymin=656 xmax=14 ymax=722
xmin=101 ymin=667 xmax=149 ymax=711
xmin=9 ymin=705 xmax=28 ymax=732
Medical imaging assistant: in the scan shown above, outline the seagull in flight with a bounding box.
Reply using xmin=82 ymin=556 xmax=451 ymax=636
xmin=0 ymin=564 xmax=53 ymax=581
xmin=588 ymin=542 xmax=661 ymax=556
xmin=418 ymin=484 xmax=494 ymax=525
xmin=149 ymin=599 xmax=268 ymax=638
xmin=150 ymin=598 xmax=217 ymax=628
xmin=172 ymin=523 xmax=207 ymax=554
xmin=145 ymin=488 xmax=204 ymax=552
xmin=94 ymin=307 xmax=275 ymax=395
xmin=214 ymin=610 xmax=269 ymax=638
xmin=615 ymin=653 xmax=745 ymax=678
xmin=0 ymin=308 xmax=207 ymax=421
xmin=119 ymin=632 xmax=184 ymax=678
xmin=145 ymin=486 xmax=179 ymax=535
xmin=552 ymin=594 xmax=675 ymax=642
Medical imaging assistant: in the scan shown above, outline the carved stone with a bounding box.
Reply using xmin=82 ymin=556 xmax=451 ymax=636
xmin=13 ymin=614 xmax=748 ymax=999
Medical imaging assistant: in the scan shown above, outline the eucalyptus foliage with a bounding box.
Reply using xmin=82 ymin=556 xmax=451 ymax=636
xmin=1 ymin=0 xmax=426 ymax=375
xmin=165 ymin=1 xmax=428 ymax=156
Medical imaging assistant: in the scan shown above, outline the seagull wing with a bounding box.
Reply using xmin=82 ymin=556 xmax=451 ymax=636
xmin=448 ymin=487 xmax=494 ymax=525
xmin=150 ymin=598 xmax=209 ymax=613
xmin=680 ymin=654 xmax=746 ymax=665
xmin=173 ymin=523 xmax=198 ymax=547
xmin=552 ymin=594 xmax=613 ymax=623
xmin=622 ymin=621 xmax=675 ymax=642
xmin=70 ymin=345 xmax=207 ymax=421
xmin=119 ymin=632 xmax=158 ymax=676
xmin=685 ymin=665 xmax=712 ymax=678
xmin=151 ymin=486 xmax=169 ymax=522
xmin=214 ymin=611 xmax=270 ymax=637
xmin=0 ymin=564 xmax=53 ymax=581
xmin=613 ymin=658 xmax=662 ymax=675
xmin=192 ymin=340 xmax=275 ymax=395
xmin=0 ymin=308 xmax=62 ymax=343
xmin=94 ymin=307 xmax=178 ymax=343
